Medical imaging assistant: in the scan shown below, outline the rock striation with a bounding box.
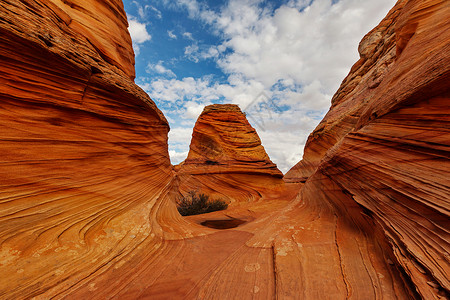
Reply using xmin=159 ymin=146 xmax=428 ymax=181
xmin=285 ymin=0 xmax=450 ymax=298
xmin=285 ymin=0 xmax=449 ymax=185
xmin=181 ymin=104 xmax=282 ymax=178
xmin=177 ymin=104 xmax=284 ymax=203
xmin=0 ymin=0 xmax=173 ymax=298
xmin=0 ymin=0 xmax=448 ymax=299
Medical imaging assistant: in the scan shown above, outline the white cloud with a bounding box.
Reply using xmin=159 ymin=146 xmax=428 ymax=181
xmin=168 ymin=127 xmax=193 ymax=164
xmin=182 ymin=32 xmax=194 ymax=40
xmin=139 ymin=77 xmax=219 ymax=103
xmin=185 ymin=44 xmax=220 ymax=62
xmin=211 ymin=0 xmax=396 ymax=93
xmin=258 ymin=129 xmax=309 ymax=173
xmin=140 ymin=0 xmax=397 ymax=172
xmin=168 ymin=30 xmax=177 ymax=39
xmin=172 ymin=0 xmax=201 ymax=17
xmin=128 ymin=17 xmax=151 ymax=55
xmin=199 ymin=46 xmax=220 ymax=60
xmin=132 ymin=1 xmax=162 ymax=19
xmin=147 ymin=61 xmax=176 ymax=77
xmin=169 ymin=150 xmax=189 ymax=165
xmin=149 ymin=5 xmax=163 ymax=19
xmin=184 ymin=44 xmax=200 ymax=62
xmin=128 ymin=19 xmax=151 ymax=44
xmin=139 ymin=75 xmax=269 ymax=108
xmin=185 ymin=101 xmax=208 ymax=120
xmin=163 ymin=0 xmax=215 ymax=22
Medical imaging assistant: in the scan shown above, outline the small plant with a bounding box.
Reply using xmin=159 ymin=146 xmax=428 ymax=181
xmin=176 ymin=191 xmax=228 ymax=216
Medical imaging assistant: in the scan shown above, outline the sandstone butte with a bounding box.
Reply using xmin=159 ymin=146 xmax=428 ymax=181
xmin=176 ymin=104 xmax=284 ymax=204
xmin=0 ymin=0 xmax=448 ymax=299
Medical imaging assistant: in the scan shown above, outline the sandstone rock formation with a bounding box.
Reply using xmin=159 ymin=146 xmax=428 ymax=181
xmin=0 ymin=0 xmax=173 ymax=298
xmin=177 ymin=104 xmax=284 ymax=203
xmin=285 ymin=0 xmax=450 ymax=298
xmin=0 ymin=0 xmax=448 ymax=299
xmin=181 ymin=104 xmax=282 ymax=177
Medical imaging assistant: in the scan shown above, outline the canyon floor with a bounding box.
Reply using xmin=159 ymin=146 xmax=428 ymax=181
xmin=0 ymin=0 xmax=449 ymax=299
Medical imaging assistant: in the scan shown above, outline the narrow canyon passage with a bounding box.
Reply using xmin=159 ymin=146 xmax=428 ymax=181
xmin=0 ymin=0 xmax=448 ymax=299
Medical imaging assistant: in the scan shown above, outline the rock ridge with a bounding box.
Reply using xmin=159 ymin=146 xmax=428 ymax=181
xmin=0 ymin=0 xmax=448 ymax=299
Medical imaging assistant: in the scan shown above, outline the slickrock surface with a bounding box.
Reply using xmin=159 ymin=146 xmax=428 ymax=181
xmin=285 ymin=0 xmax=450 ymax=298
xmin=285 ymin=0 xmax=449 ymax=184
xmin=0 ymin=0 xmax=173 ymax=298
xmin=177 ymin=104 xmax=284 ymax=203
xmin=1 ymin=0 xmax=449 ymax=299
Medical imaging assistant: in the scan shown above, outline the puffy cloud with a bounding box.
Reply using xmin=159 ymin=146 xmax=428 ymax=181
xmin=140 ymin=0 xmax=396 ymax=172
xmin=168 ymin=30 xmax=177 ymax=39
xmin=127 ymin=17 xmax=151 ymax=55
xmin=212 ymin=0 xmax=396 ymax=93
xmin=128 ymin=19 xmax=151 ymax=44
xmin=199 ymin=46 xmax=219 ymax=60
xmin=146 ymin=61 xmax=176 ymax=77
xmin=139 ymin=77 xmax=219 ymax=103
xmin=168 ymin=127 xmax=193 ymax=164
xmin=139 ymin=75 xmax=269 ymax=108
xmin=182 ymin=32 xmax=194 ymax=40
xmin=169 ymin=150 xmax=189 ymax=164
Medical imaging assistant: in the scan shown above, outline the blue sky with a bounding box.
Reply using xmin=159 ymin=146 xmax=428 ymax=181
xmin=122 ymin=0 xmax=396 ymax=173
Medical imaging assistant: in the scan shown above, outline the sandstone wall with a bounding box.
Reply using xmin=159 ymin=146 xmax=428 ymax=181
xmin=286 ymin=0 xmax=450 ymax=297
xmin=0 ymin=0 xmax=172 ymax=298
xmin=0 ymin=0 xmax=448 ymax=299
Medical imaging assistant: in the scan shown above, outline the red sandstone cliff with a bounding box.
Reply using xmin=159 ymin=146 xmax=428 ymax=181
xmin=0 ymin=0 xmax=448 ymax=299
xmin=0 ymin=0 xmax=173 ymax=298
xmin=285 ymin=0 xmax=450 ymax=297
xmin=285 ymin=0 xmax=449 ymax=185
xmin=182 ymin=104 xmax=282 ymax=177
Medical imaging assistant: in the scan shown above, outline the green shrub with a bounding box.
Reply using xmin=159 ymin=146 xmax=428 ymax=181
xmin=176 ymin=191 xmax=228 ymax=216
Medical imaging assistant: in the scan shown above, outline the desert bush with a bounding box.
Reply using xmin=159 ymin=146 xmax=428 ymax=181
xmin=176 ymin=191 xmax=228 ymax=216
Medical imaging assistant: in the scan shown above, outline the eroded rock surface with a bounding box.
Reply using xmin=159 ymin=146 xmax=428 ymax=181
xmin=182 ymin=104 xmax=281 ymax=177
xmin=0 ymin=0 xmax=173 ymax=298
xmin=0 ymin=0 xmax=448 ymax=299
xmin=285 ymin=0 xmax=450 ymax=298
xmin=177 ymin=104 xmax=284 ymax=203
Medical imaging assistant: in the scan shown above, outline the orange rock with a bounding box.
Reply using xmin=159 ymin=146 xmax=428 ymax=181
xmin=182 ymin=104 xmax=282 ymax=178
xmin=0 ymin=0 xmax=448 ymax=299
xmin=286 ymin=0 xmax=450 ymax=297
xmin=0 ymin=0 xmax=172 ymax=298
xmin=177 ymin=104 xmax=284 ymax=203
xmin=48 ymin=0 xmax=136 ymax=79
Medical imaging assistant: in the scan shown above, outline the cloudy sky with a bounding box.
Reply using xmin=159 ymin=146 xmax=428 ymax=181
xmin=123 ymin=0 xmax=396 ymax=173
